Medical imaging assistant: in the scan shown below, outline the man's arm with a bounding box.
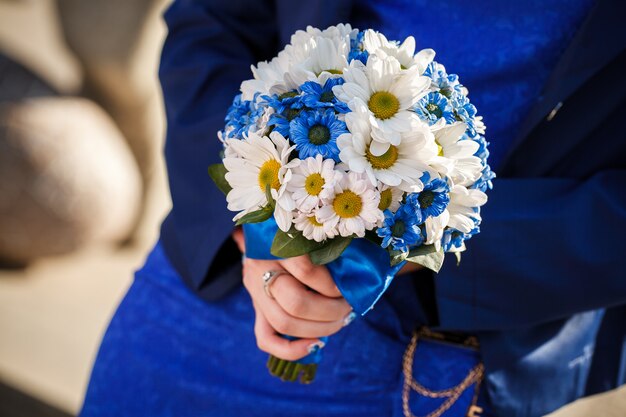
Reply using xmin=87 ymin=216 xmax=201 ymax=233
xmin=434 ymin=172 xmax=626 ymax=331
xmin=158 ymin=0 xmax=277 ymax=296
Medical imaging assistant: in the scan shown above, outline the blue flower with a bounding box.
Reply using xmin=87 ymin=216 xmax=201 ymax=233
xmin=266 ymin=91 xmax=305 ymax=137
xmin=300 ymin=78 xmax=350 ymax=113
xmin=451 ymin=94 xmax=477 ymax=134
xmin=424 ymin=62 xmax=462 ymax=99
xmin=442 ymin=224 xmax=480 ymax=252
xmin=289 ymin=109 xmax=347 ymax=160
xmin=267 ymin=113 xmax=292 ymax=137
xmin=472 ymin=166 xmax=496 ymax=192
xmin=222 ymin=94 xmax=265 ymax=139
xmin=348 ymin=31 xmax=369 ymax=64
xmin=406 ymin=174 xmax=450 ymax=219
xmin=264 ymin=90 xmax=303 ymax=113
xmin=413 ymin=92 xmax=456 ymax=125
xmin=377 ymin=204 xmax=424 ymax=253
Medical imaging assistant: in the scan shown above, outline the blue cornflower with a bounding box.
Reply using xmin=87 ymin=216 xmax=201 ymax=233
xmin=300 ymin=78 xmax=350 ymax=113
xmin=442 ymin=224 xmax=480 ymax=252
xmin=377 ymin=204 xmax=424 ymax=253
xmin=424 ymin=61 xmax=462 ymax=99
xmin=472 ymin=166 xmax=496 ymax=192
xmin=451 ymin=94 xmax=477 ymax=134
xmin=267 ymin=113 xmax=292 ymax=137
xmin=223 ymin=94 xmax=265 ymax=139
xmin=406 ymin=174 xmax=450 ymax=219
xmin=413 ymin=92 xmax=456 ymax=125
xmin=473 ymin=135 xmax=490 ymax=162
xmin=264 ymin=90 xmax=303 ymax=113
xmin=348 ymin=31 xmax=369 ymax=64
xmin=289 ymin=109 xmax=347 ymax=160
xmin=266 ymin=91 xmax=305 ymax=137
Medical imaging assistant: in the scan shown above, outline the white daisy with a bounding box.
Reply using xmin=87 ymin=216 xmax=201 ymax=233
xmin=376 ymin=183 xmax=404 ymax=213
xmin=317 ymin=172 xmax=383 ymax=237
xmin=332 ymin=55 xmax=431 ymax=154
xmin=253 ymin=105 xmax=275 ymax=136
xmin=223 ymin=131 xmax=299 ymax=231
xmin=362 ymin=30 xmax=435 ymax=74
xmin=423 ymin=210 xmax=450 ymax=251
xmin=289 ymin=24 xmax=356 ymax=48
xmin=446 ymin=185 xmax=487 ymax=233
xmin=430 ymin=121 xmax=483 ymax=187
xmin=287 ymin=155 xmax=337 ymax=213
xmin=240 ymin=51 xmax=296 ymax=101
xmin=286 ymin=35 xmax=350 ymax=87
xmin=337 ymin=101 xmax=435 ymax=191
xmin=293 ymin=210 xmax=337 ymax=242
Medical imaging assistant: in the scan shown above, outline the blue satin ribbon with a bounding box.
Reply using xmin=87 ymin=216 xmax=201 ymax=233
xmin=243 ymin=219 xmax=403 ymax=365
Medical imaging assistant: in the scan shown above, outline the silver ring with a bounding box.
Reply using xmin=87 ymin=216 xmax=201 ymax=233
xmin=262 ymin=270 xmax=287 ymax=300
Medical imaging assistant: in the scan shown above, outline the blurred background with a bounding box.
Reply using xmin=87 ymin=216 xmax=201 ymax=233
xmin=0 ymin=1 xmax=624 ymax=417
xmin=0 ymin=0 xmax=171 ymax=415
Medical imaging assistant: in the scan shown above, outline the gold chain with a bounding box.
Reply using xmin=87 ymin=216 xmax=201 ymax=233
xmin=402 ymin=331 xmax=485 ymax=417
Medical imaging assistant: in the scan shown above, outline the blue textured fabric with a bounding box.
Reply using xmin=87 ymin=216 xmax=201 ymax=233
xmin=351 ymin=0 xmax=594 ymax=171
xmin=80 ymin=243 xmax=494 ymax=417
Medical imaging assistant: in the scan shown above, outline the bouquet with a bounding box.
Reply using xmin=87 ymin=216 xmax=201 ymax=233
xmin=209 ymin=24 xmax=494 ymax=383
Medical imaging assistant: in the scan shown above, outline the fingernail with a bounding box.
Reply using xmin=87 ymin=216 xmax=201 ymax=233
xmin=307 ymin=341 xmax=325 ymax=354
xmin=343 ymin=311 xmax=357 ymax=327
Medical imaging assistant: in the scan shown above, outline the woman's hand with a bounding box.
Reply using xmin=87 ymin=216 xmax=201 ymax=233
xmin=232 ymin=229 xmax=353 ymax=361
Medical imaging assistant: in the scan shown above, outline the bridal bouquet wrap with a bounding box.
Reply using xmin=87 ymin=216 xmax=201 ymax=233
xmin=209 ymin=24 xmax=494 ymax=383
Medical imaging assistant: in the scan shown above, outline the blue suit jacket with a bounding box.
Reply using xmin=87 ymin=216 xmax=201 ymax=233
xmin=157 ymin=0 xmax=626 ymax=415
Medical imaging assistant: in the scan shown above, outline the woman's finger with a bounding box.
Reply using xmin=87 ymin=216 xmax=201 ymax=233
xmin=252 ymin=302 xmax=323 ymax=361
xmin=243 ymin=258 xmax=347 ymax=338
xmin=278 ymin=256 xmax=342 ymax=298
xmin=270 ymin=272 xmax=352 ymax=322
xmin=258 ymin=289 xmax=345 ymax=338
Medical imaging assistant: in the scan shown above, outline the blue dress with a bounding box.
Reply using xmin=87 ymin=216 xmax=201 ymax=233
xmin=81 ymin=1 xmax=593 ymax=416
xmin=80 ymin=243 xmax=494 ymax=417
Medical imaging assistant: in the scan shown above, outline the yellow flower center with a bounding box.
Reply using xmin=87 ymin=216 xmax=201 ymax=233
xmin=368 ymin=91 xmax=400 ymax=120
xmin=316 ymin=69 xmax=343 ymax=76
xmin=366 ymin=143 xmax=399 ymax=170
xmin=308 ymin=216 xmax=323 ymax=227
xmin=436 ymin=141 xmax=444 ymax=157
xmin=258 ymin=159 xmax=281 ymax=191
xmin=378 ymin=188 xmax=393 ymax=211
xmin=333 ymin=190 xmax=363 ymax=218
xmin=304 ymin=173 xmax=325 ymax=196
xmin=326 ymin=69 xmax=343 ymax=74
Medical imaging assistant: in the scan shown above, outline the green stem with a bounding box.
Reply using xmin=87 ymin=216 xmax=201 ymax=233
xmin=266 ymin=355 xmax=318 ymax=384
xmin=266 ymin=355 xmax=278 ymax=372
xmin=282 ymin=361 xmax=296 ymax=381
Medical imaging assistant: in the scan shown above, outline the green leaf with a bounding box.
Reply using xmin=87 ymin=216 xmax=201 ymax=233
xmin=406 ymin=250 xmax=445 ymax=273
xmin=271 ymin=229 xmax=326 ymax=258
xmin=309 ymin=237 xmax=353 ymax=265
xmin=389 ymin=249 xmax=408 ymax=266
xmin=235 ymin=206 xmax=273 ymax=226
xmin=454 ymin=251 xmax=462 ymax=266
xmin=208 ymin=163 xmax=232 ymax=196
xmin=407 ymin=244 xmax=438 ymax=258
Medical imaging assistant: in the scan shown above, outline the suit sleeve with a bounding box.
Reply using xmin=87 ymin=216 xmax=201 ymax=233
xmin=434 ymin=171 xmax=626 ymax=331
xmin=158 ymin=0 xmax=277 ymax=296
